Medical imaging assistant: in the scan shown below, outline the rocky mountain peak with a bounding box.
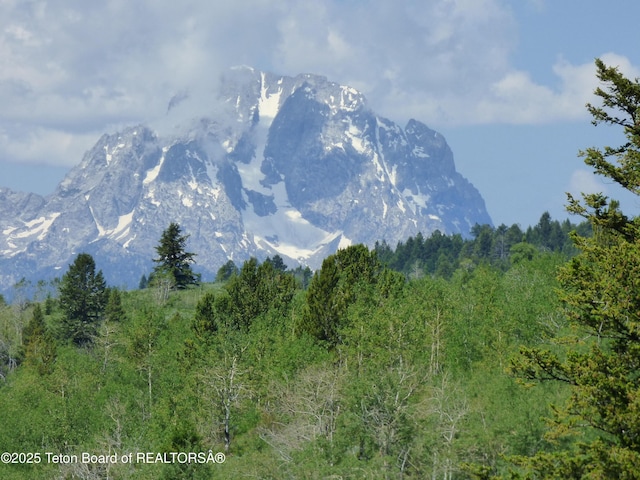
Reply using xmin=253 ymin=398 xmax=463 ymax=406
xmin=0 ymin=68 xmax=492 ymax=294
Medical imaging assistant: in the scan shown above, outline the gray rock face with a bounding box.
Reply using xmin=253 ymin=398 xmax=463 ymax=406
xmin=0 ymin=67 xmax=491 ymax=293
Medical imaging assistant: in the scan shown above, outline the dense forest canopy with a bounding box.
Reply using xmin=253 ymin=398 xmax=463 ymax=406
xmin=374 ymin=211 xmax=590 ymax=278
xmin=0 ymin=212 xmax=583 ymax=479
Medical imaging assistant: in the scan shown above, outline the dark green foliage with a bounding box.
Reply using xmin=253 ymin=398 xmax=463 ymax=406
xmin=215 ymin=260 xmax=238 ymax=282
xmin=301 ymin=255 xmax=340 ymax=343
xmin=104 ymin=288 xmax=127 ymax=323
xmin=507 ymin=58 xmax=640 ymax=478
xmin=193 ymin=292 xmax=217 ymax=340
xmin=301 ymin=244 xmax=387 ymax=346
xmin=580 ymin=58 xmax=640 ymax=197
xmin=152 ymin=222 xmax=198 ymax=289
xmin=290 ymin=264 xmax=313 ymax=289
xmin=472 ymin=223 xmax=494 ymax=259
xmin=224 ymin=258 xmax=291 ymax=331
xmin=264 ymin=254 xmax=287 ymax=272
xmin=161 ymin=422 xmax=213 ymax=479
xmin=376 ymin=213 xmax=588 ymax=277
xmin=21 ymin=304 xmax=45 ymax=357
xmin=193 ymin=257 xmax=298 ymax=337
xmin=58 ymin=253 xmax=108 ymax=346
xmin=20 ymin=304 xmax=56 ymax=374
xmin=43 ymin=293 xmax=55 ymax=315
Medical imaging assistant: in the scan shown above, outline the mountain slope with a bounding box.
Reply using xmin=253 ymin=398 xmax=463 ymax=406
xmin=0 ymin=67 xmax=491 ymax=292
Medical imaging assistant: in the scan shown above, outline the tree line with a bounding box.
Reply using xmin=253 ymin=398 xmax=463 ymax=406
xmin=374 ymin=211 xmax=591 ymax=279
xmin=0 ymin=239 xmax=568 ymax=478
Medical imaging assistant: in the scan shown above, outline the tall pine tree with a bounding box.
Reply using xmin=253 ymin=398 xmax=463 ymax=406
xmin=152 ymin=223 xmax=198 ymax=289
xmin=59 ymin=253 xmax=107 ymax=346
xmin=508 ymin=58 xmax=640 ymax=478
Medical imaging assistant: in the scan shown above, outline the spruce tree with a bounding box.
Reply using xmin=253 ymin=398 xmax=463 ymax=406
xmin=105 ymin=288 xmax=127 ymax=323
xmin=216 ymin=260 xmax=238 ymax=283
xmin=152 ymin=223 xmax=198 ymax=289
xmin=138 ymin=274 xmax=148 ymax=289
xmin=59 ymin=253 xmax=107 ymax=346
xmin=21 ymin=304 xmax=57 ymax=374
xmin=301 ymin=244 xmax=382 ymax=346
xmin=509 ymin=58 xmax=640 ymax=478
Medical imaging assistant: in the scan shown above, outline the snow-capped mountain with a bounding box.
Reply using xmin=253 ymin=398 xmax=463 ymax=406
xmin=0 ymin=67 xmax=492 ymax=292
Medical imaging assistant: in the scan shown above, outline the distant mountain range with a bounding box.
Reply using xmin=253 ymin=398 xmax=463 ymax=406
xmin=0 ymin=67 xmax=492 ymax=293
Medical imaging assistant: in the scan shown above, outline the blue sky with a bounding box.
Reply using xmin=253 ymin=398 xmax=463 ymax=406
xmin=1 ymin=0 xmax=639 ymax=229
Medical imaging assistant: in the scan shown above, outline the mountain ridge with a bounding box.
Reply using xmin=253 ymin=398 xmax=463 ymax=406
xmin=0 ymin=68 xmax=492 ymax=293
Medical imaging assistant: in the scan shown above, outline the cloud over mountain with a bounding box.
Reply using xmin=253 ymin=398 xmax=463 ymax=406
xmin=0 ymin=68 xmax=492 ymax=293
xmin=2 ymin=0 xmax=636 ymax=170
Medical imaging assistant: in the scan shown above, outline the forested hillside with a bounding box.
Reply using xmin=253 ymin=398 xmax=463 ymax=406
xmin=0 ymin=233 xmax=572 ymax=479
xmin=2 ymin=57 xmax=640 ymax=479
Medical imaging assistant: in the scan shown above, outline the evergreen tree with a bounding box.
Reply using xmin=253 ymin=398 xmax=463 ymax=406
xmin=105 ymin=288 xmax=127 ymax=323
xmin=301 ymin=244 xmax=383 ymax=346
xmin=216 ymin=260 xmax=238 ymax=283
xmin=193 ymin=292 xmax=218 ymax=341
xmin=471 ymin=224 xmax=494 ymax=260
xmin=373 ymin=240 xmax=393 ymax=265
xmin=509 ymin=58 xmax=640 ymax=478
xmin=192 ymin=257 xmax=298 ymax=338
xmin=58 ymin=253 xmax=108 ymax=346
xmin=493 ymin=224 xmax=509 ymax=261
xmin=228 ymin=257 xmax=261 ymax=331
xmin=44 ymin=293 xmax=55 ymax=315
xmin=302 ymin=255 xmax=341 ymax=344
xmin=21 ymin=304 xmax=56 ymax=374
xmin=152 ymin=223 xmax=198 ymax=289
xmin=264 ymin=254 xmax=287 ymax=273
xmin=21 ymin=304 xmax=45 ymax=357
xmin=536 ymin=211 xmax=553 ymax=249
xmin=291 ymin=265 xmax=313 ymax=289
xmin=505 ymin=223 xmax=524 ymax=247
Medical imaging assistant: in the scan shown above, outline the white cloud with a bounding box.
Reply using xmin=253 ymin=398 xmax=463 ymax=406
xmin=0 ymin=0 xmax=638 ymax=167
xmin=460 ymin=52 xmax=640 ymax=126
xmin=567 ymin=169 xmax=608 ymax=198
xmin=0 ymin=126 xmax=97 ymax=167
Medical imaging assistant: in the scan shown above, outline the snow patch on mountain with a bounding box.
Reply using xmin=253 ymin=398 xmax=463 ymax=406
xmin=259 ymin=72 xmax=283 ymax=124
xmin=242 ymin=180 xmax=338 ymax=263
xmin=143 ymin=148 xmax=167 ymax=185
xmin=113 ymin=211 xmax=134 ymax=239
xmin=16 ymin=213 xmax=60 ymax=241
